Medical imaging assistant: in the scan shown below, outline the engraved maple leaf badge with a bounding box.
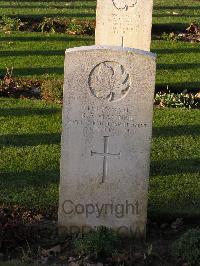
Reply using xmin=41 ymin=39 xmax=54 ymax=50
xmin=112 ymin=0 xmax=137 ymax=10
xmin=89 ymin=61 xmax=131 ymax=102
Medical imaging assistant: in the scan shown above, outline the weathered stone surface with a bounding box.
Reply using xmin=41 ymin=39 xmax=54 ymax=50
xmin=95 ymin=0 xmax=153 ymax=51
xmin=58 ymin=46 xmax=156 ymax=236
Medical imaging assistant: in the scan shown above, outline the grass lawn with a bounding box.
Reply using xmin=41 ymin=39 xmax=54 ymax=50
xmin=0 ymin=0 xmax=199 ymax=220
xmin=0 ymin=0 xmax=199 ymax=30
xmin=0 ymin=98 xmax=199 ymax=219
xmin=0 ymin=32 xmax=199 ymax=92
xmin=0 ymin=32 xmax=93 ymax=78
xmin=0 ymin=1 xmax=96 ymax=20
xmin=0 ymin=0 xmax=200 ymax=91
xmin=153 ymin=0 xmax=200 ymax=32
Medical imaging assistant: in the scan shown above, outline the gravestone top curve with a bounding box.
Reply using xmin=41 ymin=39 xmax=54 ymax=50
xmin=65 ymin=45 xmax=156 ymax=59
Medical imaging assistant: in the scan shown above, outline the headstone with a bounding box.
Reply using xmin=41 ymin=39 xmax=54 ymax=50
xmin=58 ymin=46 xmax=156 ymax=236
xmin=95 ymin=0 xmax=153 ymax=51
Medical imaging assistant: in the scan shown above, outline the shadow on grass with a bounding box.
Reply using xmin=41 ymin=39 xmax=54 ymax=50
xmin=1 ymin=160 xmax=198 ymax=188
xmin=152 ymin=23 xmax=188 ymax=33
xmin=152 ymin=48 xmax=200 ymax=54
xmin=153 ymin=14 xmax=200 ymax=18
xmin=150 ymin=158 xmax=200 ymax=176
xmin=0 ymin=133 xmax=61 ymax=147
xmin=157 ymin=63 xmax=200 ymax=70
xmin=2 ymin=47 xmax=199 ymax=57
xmin=0 ymin=63 xmax=199 ymax=78
xmin=0 ymin=4 xmax=96 ymax=9
xmin=0 ymin=169 xmax=59 ymax=187
xmin=153 ymin=125 xmax=200 ymax=137
xmin=154 ymin=6 xmax=200 ymax=10
xmin=6 ymin=13 xmax=95 ymax=19
xmin=0 ymin=67 xmax=64 ymax=76
xmin=0 ymin=35 xmax=93 ymax=42
xmin=151 ymin=124 xmax=200 ymax=176
xmin=156 ymin=82 xmax=200 ymax=92
xmin=0 ymin=107 xmax=61 ymax=117
xmin=0 ymin=50 xmax=65 ymax=57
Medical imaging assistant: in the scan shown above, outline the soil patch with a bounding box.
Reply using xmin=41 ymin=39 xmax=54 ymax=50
xmin=0 ymin=205 xmax=199 ymax=265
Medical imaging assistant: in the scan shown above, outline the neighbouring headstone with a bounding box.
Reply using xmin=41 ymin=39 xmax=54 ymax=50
xmin=95 ymin=0 xmax=153 ymax=51
xmin=58 ymin=46 xmax=156 ymax=236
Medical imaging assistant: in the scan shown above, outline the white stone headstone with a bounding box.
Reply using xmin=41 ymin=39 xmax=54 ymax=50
xmin=58 ymin=46 xmax=156 ymax=236
xmin=95 ymin=0 xmax=153 ymax=51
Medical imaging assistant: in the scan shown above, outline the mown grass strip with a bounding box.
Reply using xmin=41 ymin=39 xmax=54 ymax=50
xmin=0 ymin=0 xmax=199 ymax=31
xmin=0 ymin=32 xmax=199 ymax=91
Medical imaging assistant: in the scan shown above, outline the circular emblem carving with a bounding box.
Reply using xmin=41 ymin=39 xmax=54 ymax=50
xmin=88 ymin=61 xmax=131 ymax=102
xmin=112 ymin=0 xmax=137 ymax=10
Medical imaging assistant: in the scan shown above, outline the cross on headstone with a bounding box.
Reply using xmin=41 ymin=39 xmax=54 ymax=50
xmin=121 ymin=36 xmax=124 ymax=47
xmin=91 ymin=136 xmax=121 ymax=183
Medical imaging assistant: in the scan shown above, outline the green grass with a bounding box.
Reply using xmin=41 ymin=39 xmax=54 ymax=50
xmin=0 ymin=0 xmax=199 ymax=91
xmin=0 ymin=32 xmax=199 ymax=91
xmin=0 ymin=0 xmax=199 ymax=219
xmin=0 ymin=98 xmax=199 ymax=218
xmin=0 ymin=1 xmax=96 ymax=20
xmin=150 ymin=108 xmax=200 ymax=218
xmin=0 ymin=98 xmax=61 ymax=207
xmin=152 ymin=40 xmax=200 ymax=90
xmin=0 ymin=0 xmax=199 ymax=31
xmin=153 ymin=0 xmax=200 ymax=32
xmin=0 ymin=32 xmax=93 ymax=78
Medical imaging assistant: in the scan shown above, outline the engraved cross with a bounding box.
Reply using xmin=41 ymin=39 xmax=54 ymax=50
xmin=91 ymin=136 xmax=121 ymax=183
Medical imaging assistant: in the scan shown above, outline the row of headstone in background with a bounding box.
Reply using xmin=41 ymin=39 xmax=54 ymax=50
xmin=96 ymin=0 xmax=153 ymax=51
xmin=58 ymin=0 xmax=156 ymax=236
